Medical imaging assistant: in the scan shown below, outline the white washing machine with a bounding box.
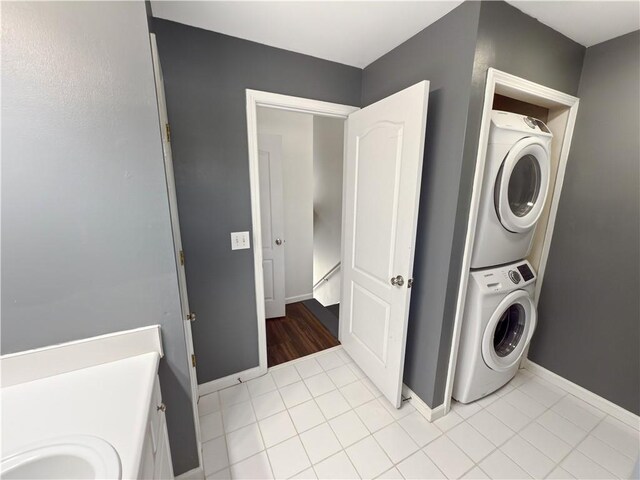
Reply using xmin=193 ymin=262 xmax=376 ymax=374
xmin=471 ymin=111 xmax=553 ymax=269
xmin=453 ymin=260 xmax=537 ymax=403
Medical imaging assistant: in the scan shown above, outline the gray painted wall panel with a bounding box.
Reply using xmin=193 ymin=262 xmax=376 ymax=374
xmin=474 ymin=1 xmax=585 ymax=96
xmin=428 ymin=0 xmax=587 ymax=407
xmin=361 ymin=2 xmax=481 ymax=407
xmin=1 ymin=2 xmax=197 ymax=474
xmin=152 ymin=19 xmax=362 ymax=383
xmin=529 ymin=30 xmax=640 ymax=414
xmin=362 ymin=0 xmax=586 ymax=408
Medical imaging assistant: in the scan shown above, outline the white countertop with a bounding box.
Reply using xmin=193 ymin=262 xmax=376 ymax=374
xmin=1 ymin=351 xmax=160 ymax=479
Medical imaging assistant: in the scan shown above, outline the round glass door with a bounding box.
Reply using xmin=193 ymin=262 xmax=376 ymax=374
xmin=508 ymin=154 xmax=541 ymax=218
xmin=482 ymin=290 xmax=537 ymax=372
xmin=493 ymin=303 xmax=526 ymax=357
xmin=495 ymin=138 xmax=550 ymax=233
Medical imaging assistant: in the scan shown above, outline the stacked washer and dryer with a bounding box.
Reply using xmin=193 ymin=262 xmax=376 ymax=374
xmin=453 ymin=111 xmax=552 ymax=403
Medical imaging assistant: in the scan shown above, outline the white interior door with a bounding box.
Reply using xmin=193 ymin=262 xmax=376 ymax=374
xmin=258 ymin=134 xmax=286 ymax=319
xmin=149 ymin=34 xmax=202 ymax=465
xmin=340 ymin=81 xmax=429 ymax=408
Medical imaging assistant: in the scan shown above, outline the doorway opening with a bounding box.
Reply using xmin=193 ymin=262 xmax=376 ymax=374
xmin=245 ymin=84 xmax=429 ymax=408
xmin=256 ymin=107 xmax=345 ymax=366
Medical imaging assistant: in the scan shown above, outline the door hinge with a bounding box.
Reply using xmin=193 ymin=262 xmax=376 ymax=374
xmin=407 ymin=278 xmax=414 ymax=288
xmin=165 ymin=122 xmax=171 ymax=143
xmin=191 ymin=354 xmax=196 ymax=367
xmin=187 ymin=312 xmax=196 ymax=322
xmin=179 ymin=250 xmax=185 ymax=265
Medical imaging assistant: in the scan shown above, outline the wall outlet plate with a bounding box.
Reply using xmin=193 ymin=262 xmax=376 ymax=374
xmin=231 ymin=231 xmax=250 ymax=250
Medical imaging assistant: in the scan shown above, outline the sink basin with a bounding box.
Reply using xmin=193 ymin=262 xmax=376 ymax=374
xmin=1 ymin=435 xmax=121 ymax=479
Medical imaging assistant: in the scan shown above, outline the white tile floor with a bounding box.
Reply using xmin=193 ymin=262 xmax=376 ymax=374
xmin=197 ymin=347 xmax=639 ymax=479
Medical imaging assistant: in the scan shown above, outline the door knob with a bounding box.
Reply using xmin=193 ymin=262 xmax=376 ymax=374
xmin=390 ymin=275 xmax=404 ymax=287
xmin=275 ymin=238 xmax=283 ymax=246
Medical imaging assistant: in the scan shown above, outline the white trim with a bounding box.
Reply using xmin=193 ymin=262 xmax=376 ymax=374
xmin=0 ymin=326 xmax=163 ymax=387
xmin=199 ymin=345 xmax=344 ymax=395
xmin=198 ymin=365 xmax=264 ymax=396
xmin=245 ymin=89 xmax=358 ymax=381
xmin=532 ymin=105 xmax=579 ymax=301
xmin=402 ymin=384 xmax=446 ymax=422
xmin=285 ymin=293 xmax=314 ymax=304
xmin=175 ymin=466 xmax=205 ymax=480
xmin=443 ymin=68 xmax=580 ymax=414
xmin=523 ymin=360 xmax=640 ymax=429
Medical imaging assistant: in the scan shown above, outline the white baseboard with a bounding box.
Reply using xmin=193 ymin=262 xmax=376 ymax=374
xmin=402 ymin=384 xmax=446 ymax=422
xmin=197 ymin=345 xmax=344 ymax=396
xmin=285 ymin=293 xmax=313 ymax=304
xmin=176 ymin=466 xmax=205 ymax=480
xmin=523 ymin=360 xmax=640 ymax=429
xmin=198 ymin=365 xmax=265 ymax=397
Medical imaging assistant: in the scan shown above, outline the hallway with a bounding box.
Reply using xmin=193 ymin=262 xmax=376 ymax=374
xmin=266 ymin=302 xmax=340 ymax=367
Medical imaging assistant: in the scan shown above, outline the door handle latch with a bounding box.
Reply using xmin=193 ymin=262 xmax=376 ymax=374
xmin=390 ymin=275 xmax=405 ymax=287
xmin=275 ymin=238 xmax=283 ymax=246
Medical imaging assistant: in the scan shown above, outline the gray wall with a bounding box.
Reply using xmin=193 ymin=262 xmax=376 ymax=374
xmin=429 ymin=0 xmax=587 ymax=406
xmin=474 ymin=1 xmax=585 ymax=96
xmin=152 ymin=19 xmax=362 ymax=384
xmin=529 ymin=30 xmax=640 ymax=414
xmin=1 ymin=2 xmax=198 ymax=474
xmin=361 ymin=1 xmax=482 ymax=407
xmin=360 ymin=0 xmax=587 ymax=408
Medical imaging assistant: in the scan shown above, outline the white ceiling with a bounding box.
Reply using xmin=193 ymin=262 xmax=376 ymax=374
xmin=506 ymin=1 xmax=640 ymax=47
xmin=151 ymin=1 xmax=640 ymax=68
xmin=150 ymin=1 xmax=464 ymax=68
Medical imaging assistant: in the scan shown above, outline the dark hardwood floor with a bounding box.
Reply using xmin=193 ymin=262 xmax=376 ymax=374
xmin=266 ymin=302 xmax=340 ymax=367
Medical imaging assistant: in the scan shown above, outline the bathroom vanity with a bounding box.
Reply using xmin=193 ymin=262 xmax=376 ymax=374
xmin=0 ymin=326 xmax=173 ymax=479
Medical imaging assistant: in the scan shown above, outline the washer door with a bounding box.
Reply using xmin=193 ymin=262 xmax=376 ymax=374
xmin=482 ymin=290 xmax=537 ymax=372
xmin=494 ymin=137 xmax=550 ymax=233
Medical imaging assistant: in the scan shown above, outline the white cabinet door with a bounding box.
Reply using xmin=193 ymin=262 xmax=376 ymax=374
xmin=258 ymin=134 xmax=286 ymax=319
xmin=154 ymin=414 xmax=174 ymax=479
xmin=340 ymin=81 xmax=429 ymax=408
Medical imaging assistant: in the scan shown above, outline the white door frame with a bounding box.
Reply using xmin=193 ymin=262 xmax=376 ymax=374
xmin=150 ymin=34 xmax=203 ymax=475
xmin=247 ymin=90 xmax=359 ymax=379
xmin=443 ymin=68 xmax=579 ymax=414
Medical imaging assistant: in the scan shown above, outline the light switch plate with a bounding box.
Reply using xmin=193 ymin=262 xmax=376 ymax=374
xmin=231 ymin=231 xmax=251 ymax=250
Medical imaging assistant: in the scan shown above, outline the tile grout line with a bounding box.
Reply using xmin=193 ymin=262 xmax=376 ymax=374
xmin=225 ymin=353 xmax=356 ymax=479
xmin=455 ymin=375 xmax=564 ymax=477
xmin=562 ymin=413 xmax=621 ymax=479
xmin=463 ymin=370 xmax=622 ymax=479
xmin=485 ymin=377 xmax=581 ymax=477
xmin=201 ymin=349 xmax=638 ymax=480
xmin=244 ymin=381 xmax=277 ymax=480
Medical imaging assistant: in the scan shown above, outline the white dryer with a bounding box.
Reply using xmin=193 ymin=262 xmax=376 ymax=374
xmin=471 ymin=111 xmax=552 ymax=269
xmin=453 ymin=260 xmax=537 ymax=404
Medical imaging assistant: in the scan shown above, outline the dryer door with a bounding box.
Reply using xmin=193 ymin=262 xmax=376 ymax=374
xmin=482 ymin=290 xmax=536 ymax=372
xmin=495 ymin=137 xmax=550 ymax=233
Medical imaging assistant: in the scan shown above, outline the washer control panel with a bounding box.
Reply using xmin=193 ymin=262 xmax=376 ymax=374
xmin=491 ymin=111 xmax=552 ymax=137
xmin=508 ymin=270 xmax=521 ymax=284
xmin=471 ymin=260 xmax=536 ymax=293
xmin=517 ymin=263 xmax=535 ymax=281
